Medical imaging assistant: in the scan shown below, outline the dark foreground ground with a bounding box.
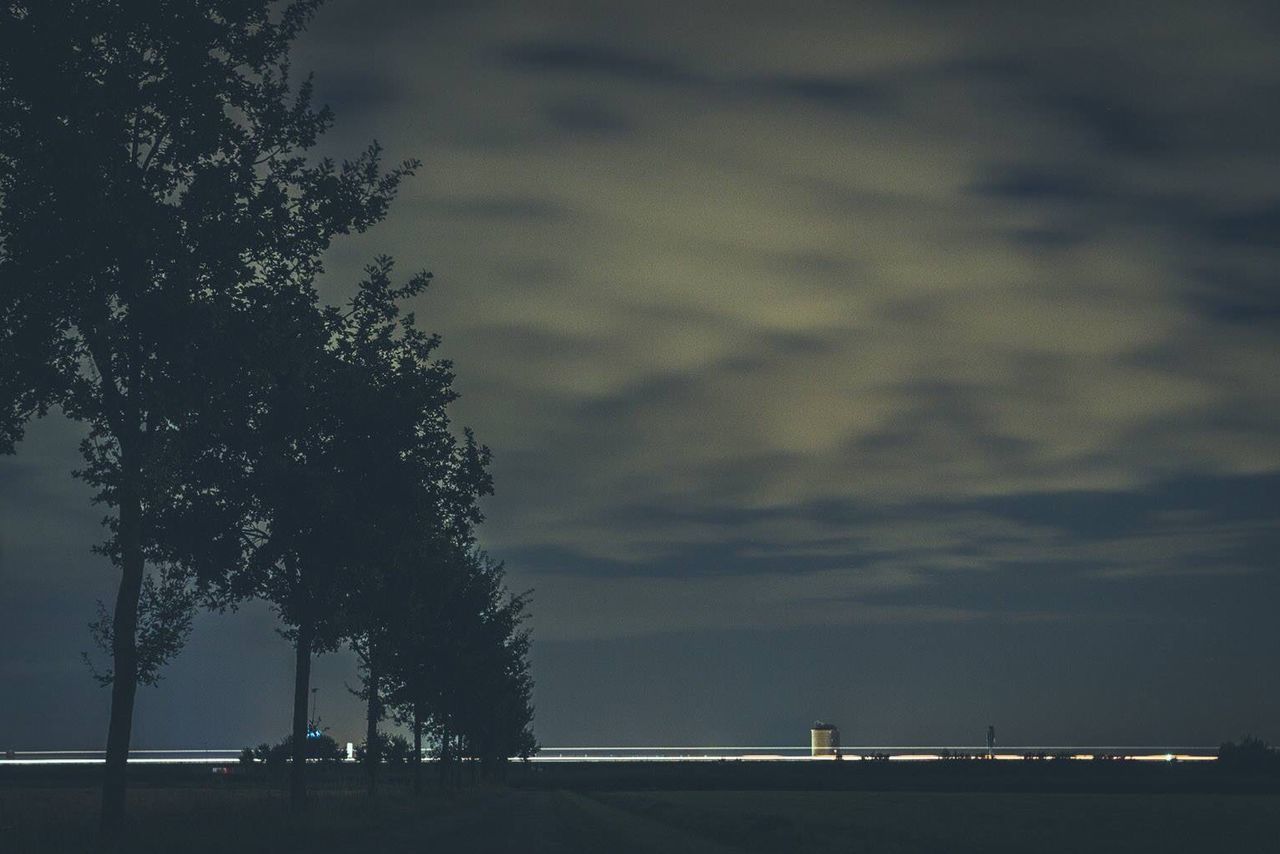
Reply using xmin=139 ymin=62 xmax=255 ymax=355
xmin=3 ymin=761 xmax=1278 ymax=853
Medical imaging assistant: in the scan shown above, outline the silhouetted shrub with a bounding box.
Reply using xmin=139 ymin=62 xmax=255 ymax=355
xmin=239 ymin=748 xmax=256 ymax=766
xmin=354 ymin=732 xmax=414 ymax=765
xmin=353 ymin=736 xmax=376 ymax=763
xmin=1219 ymin=736 xmax=1280 ymax=771
xmin=385 ymin=734 xmax=412 ymax=765
xmin=258 ymin=734 xmax=342 ymax=765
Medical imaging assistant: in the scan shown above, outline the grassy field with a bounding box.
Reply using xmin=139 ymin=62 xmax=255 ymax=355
xmin=2 ymin=764 xmax=1278 ymax=853
xmin=594 ymin=789 xmax=1280 ymax=853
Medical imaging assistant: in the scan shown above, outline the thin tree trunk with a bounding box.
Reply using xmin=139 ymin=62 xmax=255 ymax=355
xmin=290 ymin=616 xmax=314 ymax=812
xmin=100 ymin=473 xmax=144 ymax=838
xmin=365 ymin=652 xmax=379 ymax=796
xmin=412 ymin=704 xmax=422 ymax=794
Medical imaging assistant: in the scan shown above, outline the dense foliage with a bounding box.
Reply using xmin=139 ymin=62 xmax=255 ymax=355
xmin=0 ymin=0 xmax=534 ymax=829
xmin=1218 ymin=737 xmax=1280 ymax=771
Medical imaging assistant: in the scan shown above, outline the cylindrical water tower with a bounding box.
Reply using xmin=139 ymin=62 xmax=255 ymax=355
xmin=811 ymin=722 xmax=840 ymax=757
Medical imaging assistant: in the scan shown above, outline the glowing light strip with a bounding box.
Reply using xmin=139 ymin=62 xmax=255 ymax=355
xmin=6 ymin=745 xmax=1221 ymax=754
xmin=2 ymin=747 xmax=1221 ymax=764
xmin=535 ymin=746 xmax=1220 ymax=751
xmin=1 ymin=755 xmax=1220 ymax=764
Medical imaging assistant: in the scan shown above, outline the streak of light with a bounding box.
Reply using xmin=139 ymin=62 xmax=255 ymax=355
xmin=1 ymin=747 xmax=1221 ymax=764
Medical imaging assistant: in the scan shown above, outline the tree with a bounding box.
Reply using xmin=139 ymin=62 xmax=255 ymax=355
xmin=1219 ymin=736 xmax=1280 ymax=771
xmin=380 ymin=535 xmax=456 ymax=793
xmin=388 ymin=548 xmax=535 ymax=790
xmin=335 ymin=263 xmax=446 ymax=797
xmin=0 ymin=1 xmax=414 ymax=833
xmin=447 ymin=552 xmax=536 ymax=777
xmin=366 ymin=433 xmax=493 ymax=794
xmin=353 ymin=439 xmax=494 ymax=794
xmin=231 ymin=261 xmax=468 ymax=809
xmin=334 ymin=280 xmax=493 ymax=796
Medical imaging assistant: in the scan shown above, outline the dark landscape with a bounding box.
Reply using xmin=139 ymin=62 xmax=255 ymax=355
xmin=5 ymin=760 xmax=1280 ymax=853
xmin=3 ymin=0 xmax=1278 ymax=851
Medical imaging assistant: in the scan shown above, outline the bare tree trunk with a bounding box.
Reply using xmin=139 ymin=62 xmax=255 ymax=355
xmin=365 ymin=652 xmax=379 ymax=796
xmin=99 ymin=472 xmax=144 ymax=838
xmin=412 ymin=704 xmax=423 ymax=794
xmin=290 ymin=616 xmax=314 ymax=812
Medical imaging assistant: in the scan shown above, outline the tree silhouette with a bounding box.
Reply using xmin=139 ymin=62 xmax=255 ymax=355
xmin=352 ymin=431 xmax=493 ymax=794
xmin=379 ymin=536 xmax=456 ymax=792
xmin=225 ymin=261 xmax=471 ymax=809
xmin=323 ymin=258 xmax=488 ymax=797
xmin=0 ymin=1 xmax=413 ymax=833
xmin=446 ymin=552 xmax=536 ymax=776
xmin=1219 ymin=736 xmax=1280 ymax=770
xmin=387 ymin=548 xmax=535 ymax=789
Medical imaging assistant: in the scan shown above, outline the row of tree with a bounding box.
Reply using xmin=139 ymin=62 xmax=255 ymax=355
xmin=355 ymin=548 xmax=536 ymax=794
xmin=0 ymin=0 xmax=533 ymax=836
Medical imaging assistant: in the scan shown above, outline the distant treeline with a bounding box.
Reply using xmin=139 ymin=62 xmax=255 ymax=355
xmin=0 ymin=0 xmax=534 ymax=836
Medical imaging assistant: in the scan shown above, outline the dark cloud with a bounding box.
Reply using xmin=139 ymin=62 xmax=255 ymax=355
xmin=1004 ymin=225 xmax=1089 ymax=250
xmin=500 ymin=41 xmax=699 ymax=85
xmin=969 ymin=472 xmax=1280 ymax=538
xmin=1038 ymin=91 xmax=1177 ymax=157
xmin=541 ymin=98 xmax=634 ymax=134
xmin=427 ymin=196 xmax=574 ymax=220
xmin=1200 ymin=202 xmax=1280 ymax=247
xmin=969 ymin=168 xmax=1113 ymax=204
xmin=1187 ymin=266 xmax=1280 ymax=326
xmin=311 ymin=69 xmax=404 ymax=116
xmin=753 ymin=75 xmax=897 ymax=113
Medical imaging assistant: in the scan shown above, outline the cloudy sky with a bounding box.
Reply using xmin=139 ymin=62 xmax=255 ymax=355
xmin=3 ymin=0 xmax=1279 ymax=749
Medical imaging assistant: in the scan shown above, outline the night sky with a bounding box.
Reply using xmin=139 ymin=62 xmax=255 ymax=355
xmin=3 ymin=0 xmax=1279 ymax=750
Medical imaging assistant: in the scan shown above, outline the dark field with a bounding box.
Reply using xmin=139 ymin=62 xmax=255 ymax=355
xmin=3 ymin=762 xmax=1278 ymax=853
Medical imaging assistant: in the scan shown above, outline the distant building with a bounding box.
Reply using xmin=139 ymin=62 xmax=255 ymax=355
xmin=811 ymin=721 xmax=840 ymax=757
